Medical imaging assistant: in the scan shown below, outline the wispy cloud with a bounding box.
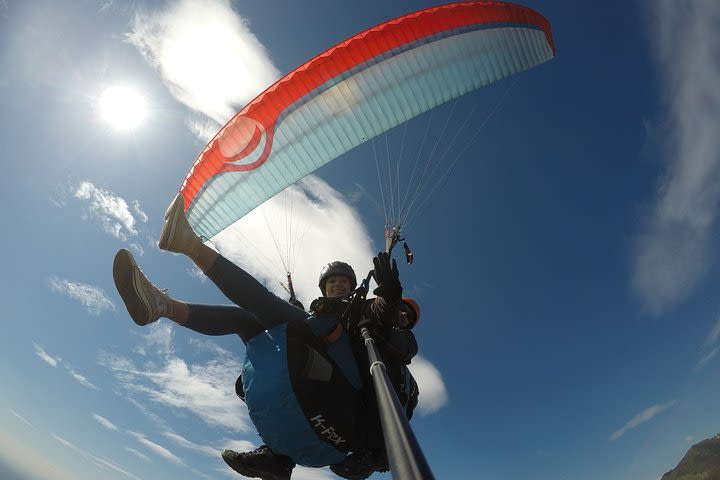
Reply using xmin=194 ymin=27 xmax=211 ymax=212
xmin=33 ymin=342 xmax=59 ymax=367
xmin=90 ymin=455 xmax=143 ymax=480
xmin=132 ymin=322 xmax=176 ymax=357
xmin=706 ymin=316 xmax=720 ymax=347
xmin=8 ymin=409 xmax=32 ymax=427
xmin=51 ymin=433 xmax=80 ymax=451
xmin=126 ymin=0 xmax=279 ymax=125
xmin=695 ymin=346 xmax=719 ymax=371
xmin=125 ymin=447 xmax=151 ymax=462
xmin=100 ymin=324 xmax=251 ymax=433
xmin=697 ymin=316 xmax=720 ymax=370
xmin=93 ymin=413 xmax=120 ymax=431
xmin=133 ymin=200 xmax=149 ymax=223
xmin=54 ymin=433 xmax=142 ymax=480
xmin=632 ymin=1 xmax=720 ymax=314
xmin=49 ymin=276 xmax=115 ymax=315
xmin=74 ymin=181 xmax=148 ymax=241
xmin=408 ymin=354 xmax=449 ymax=415
xmin=34 ymin=343 xmax=98 ymax=389
xmin=162 ymin=431 xmax=218 ymax=457
xmin=128 ymin=431 xmax=185 ymax=465
xmin=66 ymin=365 xmax=99 ymax=389
xmin=187 ymin=112 xmax=222 ymax=142
xmin=0 ymin=430 xmax=79 ymax=480
xmin=610 ymin=401 xmax=675 ymax=441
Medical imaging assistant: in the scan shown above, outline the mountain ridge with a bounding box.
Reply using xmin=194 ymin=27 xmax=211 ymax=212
xmin=661 ymin=434 xmax=720 ymax=480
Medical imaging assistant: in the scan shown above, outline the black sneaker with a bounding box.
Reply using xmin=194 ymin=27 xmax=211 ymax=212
xmin=329 ymin=449 xmax=388 ymax=480
xmin=221 ymin=445 xmax=295 ymax=480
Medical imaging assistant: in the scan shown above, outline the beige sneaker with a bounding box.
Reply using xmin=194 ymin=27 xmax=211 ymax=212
xmin=159 ymin=194 xmax=201 ymax=256
xmin=113 ymin=249 xmax=169 ymax=326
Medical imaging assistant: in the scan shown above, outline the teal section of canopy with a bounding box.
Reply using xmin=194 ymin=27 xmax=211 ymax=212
xmin=187 ymin=25 xmax=554 ymax=239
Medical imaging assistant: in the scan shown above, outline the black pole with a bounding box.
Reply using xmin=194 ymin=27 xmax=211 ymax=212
xmin=361 ymin=327 xmax=434 ymax=480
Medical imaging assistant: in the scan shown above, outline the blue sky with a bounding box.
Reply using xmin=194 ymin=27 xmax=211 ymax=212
xmin=1 ymin=1 xmax=720 ymax=479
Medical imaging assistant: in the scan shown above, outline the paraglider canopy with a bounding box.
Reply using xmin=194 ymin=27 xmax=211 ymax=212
xmin=176 ymin=1 xmax=555 ymax=244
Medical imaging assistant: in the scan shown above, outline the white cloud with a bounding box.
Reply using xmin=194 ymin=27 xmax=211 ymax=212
xmin=632 ymin=1 xmax=720 ymax=314
xmin=93 ymin=413 xmax=120 ymax=431
xmin=33 ymin=342 xmax=59 ymax=367
xmin=74 ymin=181 xmax=147 ymax=241
xmin=291 ymin=466 xmax=337 ymax=480
xmin=219 ymin=438 xmax=257 ymax=454
xmin=610 ymin=401 xmax=675 ymax=441
xmin=126 ymin=0 xmax=279 ymax=125
xmin=128 ymin=431 xmax=185 ymax=465
xmin=214 ymin=176 xmax=377 ymax=308
xmin=119 ymin=0 xmax=389 ymax=325
xmin=408 ymin=355 xmax=449 ymax=415
xmin=49 ymin=276 xmax=115 ymax=315
xmin=219 ymin=460 xmax=332 ymax=480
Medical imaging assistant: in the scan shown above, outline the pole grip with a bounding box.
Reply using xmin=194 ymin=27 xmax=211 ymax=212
xmin=361 ymin=327 xmax=434 ymax=480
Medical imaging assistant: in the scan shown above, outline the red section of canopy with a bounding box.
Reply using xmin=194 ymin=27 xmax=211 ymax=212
xmin=179 ymin=1 xmax=554 ymax=209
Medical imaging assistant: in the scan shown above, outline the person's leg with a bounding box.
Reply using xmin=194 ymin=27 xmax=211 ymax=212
xmin=183 ymin=304 xmax=264 ymax=343
xmin=158 ymin=194 xmax=218 ymax=272
xmin=159 ymin=194 xmax=307 ymax=329
xmin=204 ymin=255 xmax=307 ymax=330
xmin=113 ymin=249 xmax=264 ymax=343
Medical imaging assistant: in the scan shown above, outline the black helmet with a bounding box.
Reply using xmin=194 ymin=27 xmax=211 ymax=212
xmin=318 ymin=261 xmax=357 ymax=295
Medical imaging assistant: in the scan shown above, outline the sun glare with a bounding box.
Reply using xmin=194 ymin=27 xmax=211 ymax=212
xmin=99 ymin=86 xmax=146 ymax=130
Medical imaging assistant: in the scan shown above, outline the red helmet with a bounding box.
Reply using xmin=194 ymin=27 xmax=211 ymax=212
xmin=400 ymin=298 xmax=420 ymax=329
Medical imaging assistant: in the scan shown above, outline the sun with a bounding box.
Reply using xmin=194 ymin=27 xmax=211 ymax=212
xmin=98 ymin=86 xmax=146 ymax=130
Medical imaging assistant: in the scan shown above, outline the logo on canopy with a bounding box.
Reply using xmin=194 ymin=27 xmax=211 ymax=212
xmin=216 ymin=115 xmax=274 ymax=172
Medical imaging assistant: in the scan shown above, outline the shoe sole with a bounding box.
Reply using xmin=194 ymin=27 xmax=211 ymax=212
xmin=113 ymin=249 xmax=152 ymax=326
xmin=158 ymin=194 xmax=184 ymax=252
xmin=221 ymin=451 xmax=290 ymax=480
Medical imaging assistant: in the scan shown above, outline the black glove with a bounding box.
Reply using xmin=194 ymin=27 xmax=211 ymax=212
xmin=354 ymin=316 xmax=390 ymax=341
xmin=372 ymin=252 xmax=402 ymax=301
